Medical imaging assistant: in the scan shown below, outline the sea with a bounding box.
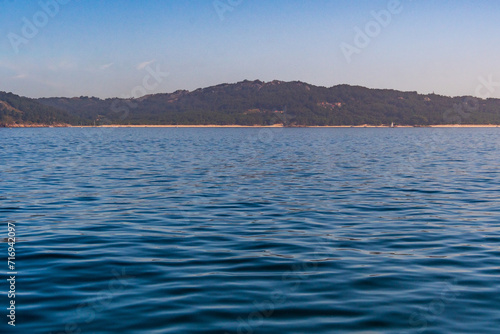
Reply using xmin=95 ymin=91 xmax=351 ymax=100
xmin=1 ymin=127 xmax=499 ymax=334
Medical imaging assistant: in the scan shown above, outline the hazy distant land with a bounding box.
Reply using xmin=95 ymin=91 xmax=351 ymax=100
xmin=2 ymin=80 xmax=500 ymax=127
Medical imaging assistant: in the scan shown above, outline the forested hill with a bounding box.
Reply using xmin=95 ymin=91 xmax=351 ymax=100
xmin=2 ymin=80 xmax=500 ymax=126
xmin=0 ymin=91 xmax=78 ymax=127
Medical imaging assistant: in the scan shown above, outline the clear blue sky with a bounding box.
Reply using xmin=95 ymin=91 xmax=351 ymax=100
xmin=1 ymin=0 xmax=499 ymax=98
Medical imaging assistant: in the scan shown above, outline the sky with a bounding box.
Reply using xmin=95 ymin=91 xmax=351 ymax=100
xmin=0 ymin=0 xmax=499 ymax=99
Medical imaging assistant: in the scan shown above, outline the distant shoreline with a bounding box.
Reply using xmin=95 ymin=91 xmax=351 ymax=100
xmin=2 ymin=124 xmax=500 ymax=128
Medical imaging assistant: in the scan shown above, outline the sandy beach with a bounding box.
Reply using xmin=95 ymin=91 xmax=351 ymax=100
xmin=71 ymin=124 xmax=500 ymax=128
xmin=428 ymin=124 xmax=500 ymax=128
xmin=74 ymin=124 xmax=286 ymax=128
xmin=3 ymin=124 xmax=499 ymax=128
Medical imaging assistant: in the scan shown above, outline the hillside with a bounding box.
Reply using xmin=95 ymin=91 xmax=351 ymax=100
xmin=0 ymin=91 xmax=78 ymax=127
xmin=3 ymin=80 xmax=500 ymax=126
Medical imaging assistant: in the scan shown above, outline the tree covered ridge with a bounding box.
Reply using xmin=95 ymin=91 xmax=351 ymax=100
xmin=0 ymin=91 xmax=77 ymax=126
xmin=2 ymin=80 xmax=500 ymax=126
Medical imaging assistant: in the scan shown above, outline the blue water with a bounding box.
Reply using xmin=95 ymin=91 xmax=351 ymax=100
xmin=1 ymin=128 xmax=499 ymax=334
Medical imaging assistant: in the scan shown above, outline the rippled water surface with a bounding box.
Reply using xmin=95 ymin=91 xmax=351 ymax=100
xmin=1 ymin=128 xmax=499 ymax=334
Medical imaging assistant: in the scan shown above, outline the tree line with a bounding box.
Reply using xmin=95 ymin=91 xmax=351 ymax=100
xmin=2 ymin=80 xmax=500 ymax=126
